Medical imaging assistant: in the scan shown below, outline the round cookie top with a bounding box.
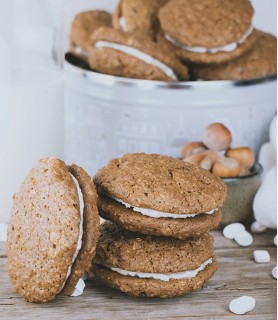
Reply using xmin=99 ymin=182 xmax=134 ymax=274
xmin=71 ymin=10 xmax=112 ymax=50
xmin=192 ymin=31 xmax=277 ymax=80
xmin=94 ymin=153 xmax=227 ymax=214
xmin=7 ymin=158 xmax=99 ymax=302
xmin=89 ymin=27 xmax=189 ymax=81
xmin=95 ymin=221 xmax=215 ymax=273
xmin=113 ymin=0 xmax=161 ymax=37
xmin=159 ymin=0 xmax=254 ymax=48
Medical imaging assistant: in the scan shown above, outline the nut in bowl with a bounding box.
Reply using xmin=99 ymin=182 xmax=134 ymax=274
xmin=182 ymin=122 xmax=262 ymax=225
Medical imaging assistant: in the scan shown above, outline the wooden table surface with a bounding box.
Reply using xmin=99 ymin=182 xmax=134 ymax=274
xmin=0 ymin=230 xmax=276 ymax=320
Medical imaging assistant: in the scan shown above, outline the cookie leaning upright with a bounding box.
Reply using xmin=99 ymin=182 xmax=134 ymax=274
xmin=93 ymin=221 xmax=217 ymax=298
xmin=94 ymin=153 xmax=227 ymax=239
xmin=88 ymin=27 xmax=189 ymax=81
xmin=7 ymin=158 xmax=100 ymax=303
xmin=158 ymin=0 xmax=258 ymax=64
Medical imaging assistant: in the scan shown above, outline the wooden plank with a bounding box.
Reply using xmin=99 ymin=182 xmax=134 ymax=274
xmin=0 ymin=230 xmax=276 ymax=320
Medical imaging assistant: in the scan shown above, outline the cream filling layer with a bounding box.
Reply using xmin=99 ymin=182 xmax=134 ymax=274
xmin=95 ymin=41 xmax=178 ymax=81
xmin=103 ymin=258 xmax=212 ymax=282
xmin=165 ymin=25 xmax=254 ymax=54
xmin=59 ymin=174 xmax=85 ymax=297
xmin=73 ymin=46 xmax=88 ymax=57
xmin=114 ymin=197 xmax=218 ymax=219
xmin=119 ymin=17 xmax=128 ymax=32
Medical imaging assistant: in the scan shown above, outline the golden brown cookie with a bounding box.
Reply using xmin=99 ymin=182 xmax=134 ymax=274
xmin=70 ymin=10 xmax=112 ymax=60
xmin=94 ymin=153 xmax=226 ymax=238
xmin=158 ymin=0 xmax=258 ymax=64
xmin=113 ymin=0 xmax=161 ymax=38
xmin=98 ymin=194 xmax=222 ymax=239
xmin=88 ymin=27 xmax=189 ymax=81
xmin=7 ymin=158 xmax=99 ymax=303
xmin=92 ymin=221 xmax=217 ymax=298
xmin=191 ymin=31 xmax=277 ymax=80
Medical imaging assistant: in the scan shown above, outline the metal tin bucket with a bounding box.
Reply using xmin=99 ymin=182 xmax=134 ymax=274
xmin=64 ymin=57 xmax=277 ymax=175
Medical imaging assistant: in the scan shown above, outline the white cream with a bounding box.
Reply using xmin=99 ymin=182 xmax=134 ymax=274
xmin=70 ymin=278 xmax=86 ymax=297
xmin=114 ymin=197 xmax=218 ymax=219
xmin=165 ymin=25 xmax=253 ymax=54
xmin=119 ymin=17 xmax=128 ymax=32
xmin=59 ymin=174 xmax=85 ymax=296
xmin=95 ymin=41 xmax=178 ymax=81
xmin=104 ymin=258 xmax=212 ymax=282
xmin=73 ymin=46 xmax=88 ymax=57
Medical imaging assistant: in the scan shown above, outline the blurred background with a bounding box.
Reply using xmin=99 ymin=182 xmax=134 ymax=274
xmin=0 ymin=0 xmax=276 ymax=224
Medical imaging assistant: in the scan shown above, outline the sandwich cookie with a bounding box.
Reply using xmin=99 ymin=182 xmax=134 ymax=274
xmin=88 ymin=27 xmax=189 ymax=81
xmin=94 ymin=153 xmax=227 ymax=239
xmin=113 ymin=0 xmax=161 ymax=38
xmin=70 ymin=10 xmax=112 ymax=61
xmin=93 ymin=221 xmax=217 ymax=298
xmin=7 ymin=158 xmax=100 ymax=303
xmin=191 ymin=31 xmax=277 ymax=81
xmin=158 ymin=0 xmax=258 ymax=64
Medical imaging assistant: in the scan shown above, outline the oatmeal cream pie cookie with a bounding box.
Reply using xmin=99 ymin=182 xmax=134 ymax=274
xmin=191 ymin=31 xmax=277 ymax=81
xmin=88 ymin=27 xmax=189 ymax=81
xmin=94 ymin=153 xmax=227 ymax=239
xmin=70 ymin=10 xmax=112 ymax=60
xmin=158 ymin=0 xmax=258 ymax=64
xmin=113 ymin=0 xmax=161 ymax=37
xmin=7 ymin=158 xmax=100 ymax=303
xmin=93 ymin=221 xmax=217 ymax=298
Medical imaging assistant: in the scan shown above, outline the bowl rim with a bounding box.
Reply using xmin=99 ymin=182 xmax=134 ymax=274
xmin=65 ymin=54 xmax=277 ymax=91
xmin=223 ymin=162 xmax=263 ymax=182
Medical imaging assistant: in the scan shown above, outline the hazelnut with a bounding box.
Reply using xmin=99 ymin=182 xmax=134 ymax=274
xmin=181 ymin=141 xmax=207 ymax=159
xmin=225 ymin=147 xmax=255 ymax=170
xmin=212 ymin=156 xmax=241 ymax=178
xmin=202 ymin=123 xmax=232 ymax=151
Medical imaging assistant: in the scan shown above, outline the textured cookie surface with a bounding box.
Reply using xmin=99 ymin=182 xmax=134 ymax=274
xmin=173 ymin=30 xmax=258 ymax=64
xmin=158 ymin=0 xmax=256 ymax=64
xmin=94 ymin=153 xmax=227 ymax=214
xmin=95 ymin=221 xmax=215 ymax=273
xmin=61 ymin=164 xmax=100 ymax=296
xmin=89 ymin=27 xmax=189 ymax=81
xmin=94 ymin=261 xmax=217 ymax=298
xmin=192 ymin=31 xmax=277 ymax=80
xmin=98 ymin=194 xmax=222 ymax=239
xmin=93 ymin=221 xmax=217 ymax=298
xmin=71 ymin=11 xmax=112 ymax=51
xmin=113 ymin=0 xmax=161 ymax=37
xmin=159 ymin=0 xmax=254 ymax=47
xmin=7 ymin=158 xmax=81 ymax=302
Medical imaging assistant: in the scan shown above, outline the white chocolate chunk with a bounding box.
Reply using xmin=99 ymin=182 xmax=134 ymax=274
xmin=70 ymin=278 xmax=85 ymax=297
xmin=272 ymin=266 xmax=277 ymax=279
xmin=234 ymin=230 xmax=253 ymax=247
xmin=253 ymin=250 xmax=270 ymax=264
xmin=0 ymin=223 xmax=8 ymax=242
xmin=251 ymin=221 xmax=267 ymax=233
xmin=274 ymin=235 xmax=277 ymax=246
xmin=229 ymin=296 xmax=256 ymax=315
xmin=223 ymin=223 xmax=245 ymax=240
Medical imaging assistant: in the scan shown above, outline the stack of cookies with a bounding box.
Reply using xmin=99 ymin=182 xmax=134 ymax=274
xmin=69 ymin=0 xmax=277 ymax=82
xmin=92 ymin=153 xmax=227 ymax=298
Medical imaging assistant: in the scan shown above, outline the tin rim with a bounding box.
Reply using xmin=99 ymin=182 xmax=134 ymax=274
xmin=65 ymin=54 xmax=277 ymax=90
